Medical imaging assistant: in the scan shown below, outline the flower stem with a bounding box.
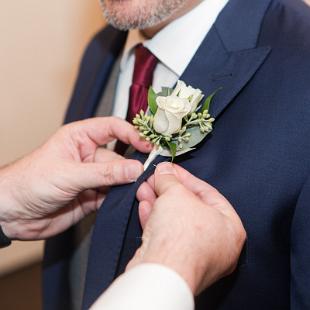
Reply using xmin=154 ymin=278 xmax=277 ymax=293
xmin=143 ymin=146 xmax=163 ymax=171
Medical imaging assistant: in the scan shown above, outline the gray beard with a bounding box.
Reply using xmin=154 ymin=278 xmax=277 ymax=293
xmin=99 ymin=0 xmax=187 ymax=30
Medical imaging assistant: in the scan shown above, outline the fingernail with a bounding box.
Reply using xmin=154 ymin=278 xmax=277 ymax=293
xmin=126 ymin=164 xmax=143 ymax=182
xmin=156 ymin=162 xmax=175 ymax=175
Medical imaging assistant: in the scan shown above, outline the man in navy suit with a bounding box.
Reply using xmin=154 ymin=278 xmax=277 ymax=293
xmin=44 ymin=0 xmax=310 ymax=309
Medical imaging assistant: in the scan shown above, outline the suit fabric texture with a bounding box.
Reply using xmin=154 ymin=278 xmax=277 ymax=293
xmin=43 ymin=0 xmax=310 ymax=309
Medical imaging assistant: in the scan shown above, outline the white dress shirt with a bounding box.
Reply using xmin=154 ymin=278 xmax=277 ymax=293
xmin=91 ymin=264 xmax=194 ymax=310
xmin=112 ymin=0 xmax=229 ymax=120
xmin=101 ymin=0 xmax=229 ymax=308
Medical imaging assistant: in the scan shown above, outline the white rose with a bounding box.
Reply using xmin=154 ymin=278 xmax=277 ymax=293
xmin=153 ymin=95 xmax=192 ymax=136
xmin=172 ymin=80 xmax=204 ymax=112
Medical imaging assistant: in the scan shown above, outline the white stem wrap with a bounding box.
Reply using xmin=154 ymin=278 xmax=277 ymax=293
xmin=143 ymin=146 xmax=163 ymax=171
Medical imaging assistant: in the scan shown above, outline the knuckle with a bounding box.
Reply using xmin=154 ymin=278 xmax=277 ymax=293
xmin=225 ymin=218 xmax=247 ymax=249
xmin=54 ymin=125 xmax=70 ymax=140
xmin=100 ymin=164 xmax=116 ymax=184
xmin=172 ymin=183 xmax=186 ymax=194
xmin=239 ymin=227 xmax=247 ymax=245
xmin=209 ymin=187 xmax=220 ymax=195
xmin=233 ymin=226 xmax=246 ymax=248
xmin=226 ymin=261 xmax=238 ymax=276
xmin=59 ymin=123 xmax=71 ymax=133
xmin=232 ymin=227 xmax=247 ymax=263
xmin=235 ymin=220 xmax=247 ymax=245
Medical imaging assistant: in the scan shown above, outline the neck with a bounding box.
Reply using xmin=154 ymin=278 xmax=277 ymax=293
xmin=141 ymin=0 xmax=203 ymax=38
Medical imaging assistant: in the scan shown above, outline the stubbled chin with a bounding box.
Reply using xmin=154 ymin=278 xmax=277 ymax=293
xmin=101 ymin=0 xmax=183 ymax=31
xmin=101 ymin=2 xmax=149 ymax=30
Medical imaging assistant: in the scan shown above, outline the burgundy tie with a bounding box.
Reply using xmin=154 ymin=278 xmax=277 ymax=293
xmin=115 ymin=44 xmax=158 ymax=155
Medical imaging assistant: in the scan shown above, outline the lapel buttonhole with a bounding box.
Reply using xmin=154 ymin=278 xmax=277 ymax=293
xmin=211 ymin=73 xmax=233 ymax=81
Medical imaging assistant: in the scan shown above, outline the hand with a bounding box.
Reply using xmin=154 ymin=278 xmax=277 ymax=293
xmin=128 ymin=162 xmax=246 ymax=295
xmin=0 ymin=117 xmax=152 ymax=240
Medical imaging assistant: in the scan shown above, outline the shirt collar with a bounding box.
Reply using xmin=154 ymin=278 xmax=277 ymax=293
xmin=120 ymin=0 xmax=229 ymax=76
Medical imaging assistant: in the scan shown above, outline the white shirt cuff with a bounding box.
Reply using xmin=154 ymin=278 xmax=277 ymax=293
xmin=91 ymin=263 xmax=194 ymax=310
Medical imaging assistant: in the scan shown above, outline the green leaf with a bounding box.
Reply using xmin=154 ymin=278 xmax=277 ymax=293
xmin=166 ymin=142 xmax=177 ymax=161
xmin=159 ymin=147 xmax=195 ymax=158
xmin=148 ymin=87 xmax=158 ymax=114
xmin=201 ymin=88 xmax=222 ymax=112
xmin=160 ymin=87 xmax=173 ymax=96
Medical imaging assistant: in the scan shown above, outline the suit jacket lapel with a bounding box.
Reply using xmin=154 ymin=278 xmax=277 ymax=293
xmin=83 ymin=0 xmax=273 ymax=308
xmin=82 ymin=153 xmax=162 ymax=309
xmin=179 ymin=2 xmax=272 ymax=119
xmin=65 ymin=27 xmax=127 ymax=123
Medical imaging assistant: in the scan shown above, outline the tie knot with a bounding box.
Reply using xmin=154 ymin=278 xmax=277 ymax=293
xmin=132 ymin=44 xmax=158 ymax=87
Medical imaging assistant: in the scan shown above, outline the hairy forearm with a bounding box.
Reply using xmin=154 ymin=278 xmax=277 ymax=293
xmin=0 ymin=164 xmax=16 ymax=221
xmin=0 ymin=160 xmax=31 ymax=239
xmin=0 ymin=165 xmax=17 ymax=237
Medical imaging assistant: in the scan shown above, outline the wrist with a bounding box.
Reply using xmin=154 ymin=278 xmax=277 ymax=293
xmin=140 ymin=237 xmax=202 ymax=294
xmin=0 ymin=165 xmax=23 ymax=239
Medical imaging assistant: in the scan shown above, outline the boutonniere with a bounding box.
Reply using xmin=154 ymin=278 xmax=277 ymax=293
xmin=133 ymin=80 xmax=218 ymax=170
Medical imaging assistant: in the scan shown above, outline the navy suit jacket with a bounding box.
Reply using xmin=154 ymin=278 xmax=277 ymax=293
xmin=43 ymin=0 xmax=310 ymax=309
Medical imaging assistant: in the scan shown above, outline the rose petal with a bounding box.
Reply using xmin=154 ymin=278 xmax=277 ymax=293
xmin=179 ymin=85 xmax=195 ymax=99
xmin=164 ymin=96 xmax=192 ymax=116
xmin=153 ymin=108 xmax=169 ymax=134
xmin=171 ymin=80 xmax=186 ymax=97
xmin=190 ymin=92 xmax=204 ymax=112
xmin=156 ymin=96 xmax=167 ymax=109
xmin=164 ymin=111 xmax=183 ymax=135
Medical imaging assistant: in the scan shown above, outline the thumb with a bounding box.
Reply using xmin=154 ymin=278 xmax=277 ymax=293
xmin=68 ymin=159 xmax=144 ymax=190
xmin=154 ymin=162 xmax=182 ymax=196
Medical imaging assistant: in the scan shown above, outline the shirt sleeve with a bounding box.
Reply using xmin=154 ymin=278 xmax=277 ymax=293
xmin=90 ymin=263 xmax=195 ymax=310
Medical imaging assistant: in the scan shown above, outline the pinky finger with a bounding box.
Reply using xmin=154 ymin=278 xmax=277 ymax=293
xmin=138 ymin=200 xmax=153 ymax=230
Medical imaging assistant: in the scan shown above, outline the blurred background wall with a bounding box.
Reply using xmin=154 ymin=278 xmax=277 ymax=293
xmin=0 ymin=1 xmax=104 ymax=308
xmin=0 ymin=0 xmax=310 ymax=309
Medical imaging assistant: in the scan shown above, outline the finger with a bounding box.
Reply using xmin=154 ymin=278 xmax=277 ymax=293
xmin=94 ymin=147 xmax=124 ymax=163
xmin=144 ymin=163 xmax=216 ymax=198
xmin=138 ymin=200 xmax=153 ymax=230
xmin=172 ymin=165 xmax=237 ymax=217
xmin=146 ymin=174 xmax=155 ymax=192
xmin=154 ymin=163 xmax=236 ymax=218
xmin=68 ymin=159 xmax=144 ymax=190
xmin=96 ymin=192 xmax=106 ymax=209
xmin=68 ymin=117 xmax=153 ymax=153
xmin=172 ymin=165 xmax=218 ymax=197
xmin=37 ymin=199 xmax=95 ymax=239
xmin=136 ymin=181 xmax=157 ymax=205
xmin=154 ymin=162 xmax=185 ymax=196
xmin=34 ymin=190 xmax=103 ymax=239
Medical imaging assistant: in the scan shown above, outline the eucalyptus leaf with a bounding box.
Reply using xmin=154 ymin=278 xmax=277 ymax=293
xmin=160 ymin=127 xmax=211 ymax=158
xmin=160 ymin=147 xmax=196 ymax=157
xmin=201 ymin=88 xmax=222 ymax=112
xmin=183 ymin=126 xmax=210 ymax=148
xmin=148 ymin=87 xmax=158 ymax=114
xmin=166 ymin=142 xmax=177 ymax=161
